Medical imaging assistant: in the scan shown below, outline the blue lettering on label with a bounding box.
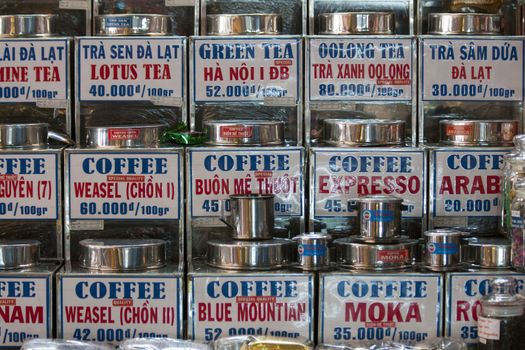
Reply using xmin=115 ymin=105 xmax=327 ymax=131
xmin=464 ymin=278 xmax=525 ymax=297
xmin=75 ymin=281 xmax=166 ymax=299
xmin=0 ymin=158 xmax=46 ymax=175
xmin=206 ymin=280 xmax=298 ymax=299
xmin=105 ymin=17 xmax=132 ymax=28
xmin=328 ymin=156 xmax=413 ymax=173
xmin=336 ymin=280 xmax=428 ymax=298
xmin=427 ymin=242 xmax=458 ymax=255
xmin=446 ymin=154 xmax=504 ymax=170
xmin=0 ymin=281 xmax=36 ymax=298
xmin=299 ymin=244 xmax=326 ymax=257
xmin=203 ymin=154 xmax=290 ymax=172
xmin=81 ymin=157 xmax=168 ymax=175
xmin=362 ymin=209 xmax=394 ymax=223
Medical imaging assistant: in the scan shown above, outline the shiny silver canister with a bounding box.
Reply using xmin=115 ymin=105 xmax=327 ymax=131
xmin=355 ymin=195 xmax=403 ymax=241
xmin=22 ymin=339 xmax=114 ymax=350
xmin=465 ymin=237 xmax=511 ymax=269
xmin=319 ymin=12 xmax=395 ymax=35
xmin=207 ymin=14 xmax=282 ymax=36
xmin=335 ymin=237 xmax=417 ymax=271
xmin=213 ymin=336 xmax=252 ymax=350
xmin=424 ymin=229 xmax=465 ymax=271
xmin=119 ymin=338 xmax=210 ymax=350
xmin=86 ymin=125 xmax=167 ymax=148
xmin=292 ymin=232 xmax=331 ymax=271
xmin=323 ymin=119 xmax=405 ymax=147
xmin=0 ymin=14 xmax=58 ymax=38
xmin=439 ymin=120 xmax=518 ymax=146
xmin=79 ymin=239 xmax=166 ymax=271
xmin=204 ymin=120 xmax=285 ymax=146
xmin=428 ymin=13 xmax=501 ymax=35
xmin=95 ymin=14 xmax=171 ymax=36
xmin=0 ymin=240 xmax=40 ymax=270
xmin=207 ymin=238 xmax=295 ymax=270
xmin=221 ymin=194 xmax=274 ymax=240
xmin=0 ymin=123 xmax=73 ymax=148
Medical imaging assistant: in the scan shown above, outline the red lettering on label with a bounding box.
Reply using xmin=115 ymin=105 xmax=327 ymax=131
xmin=0 ymin=306 xmax=43 ymax=324
xmin=439 ymin=175 xmax=501 ymax=194
xmin=446 ymin=125 xmax=473 ymax=136
xmin=74 ymin=182 xmax=122 ymax=198
xmin=64 ymin=306 xmax=115 ymax=323
xmin=108 ymin=129 xmax=140 ymax=141
xmin=456 ymin=300 xmax=481 ymax=322
xmin=220 ymin=126 xmax=253 ymax=138
xmin=377 ymin=249 xmax=409 ymax=263
xmin=197 ymin=302 xmax=232 ymax=322
xmin=345 ymin=302 xmax=421 ymax=323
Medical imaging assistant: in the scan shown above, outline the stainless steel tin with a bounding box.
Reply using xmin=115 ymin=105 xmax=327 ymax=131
xmin=235 ymin=337 xmax=312 ymax=350
xmin=214 ymin=336 xmax=252 ymax=350
xmin=22 ymin=339 xmax=114 ymax=350
xmin=323 ymin=119 xmax=405 ymax=147
xmin=292 ymin=232 xmax=331 ymax=271
xmin=79 ymin=239 xmax=166 ymax=271
xmin=439 ymin=120 xmax=519 ymax=146
xmin=207 ymin=238 xmax=295 ymax=270
xmin=86 ymin=125 xmax=167 ymax=148
xmin=0 ymin=14 xmax=58 ymax=38
xmin=119 ymin=338 xmax=210 ymax=350
xmin=465 ymin=237 xmax=511 ymax=269
xmin=335 ymin=237 xmax=417 ymax=271
xmin=204 ymin=120 xmax=285 ymax=146
xmin=221 ymin=194 xmax=274 ymax=240
xmin=95 ymin=14 xmax=171 ymax=36
xmin=355 ymin=195 xmax=403 ymax=240
xmin=424 ymin=229 xmax=465 ymax=271
xmin=319 ymin=12 xmax=395 ymax=35
xmin=0 ymin=240 xmax=40 ymax=270
xmin=428 ymin=13 xmax=502 ymax=35
xmin=207 ymin=14 xmax=282 ymax=36
xmin=0 ymin=123 xmax=74 ymax=148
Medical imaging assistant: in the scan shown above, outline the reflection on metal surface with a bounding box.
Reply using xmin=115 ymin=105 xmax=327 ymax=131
xmin=205 ymin=120 xmax=285 ymax=146
xmin=428 ymin=13 xmax=501 ymax=35
xmin=319 ymin=12 xmax=394 ymax=35
xmin=207 ymin=14 xmax=282 ymax=35
xmin=0 ymin=14 xmax=57 ymax=37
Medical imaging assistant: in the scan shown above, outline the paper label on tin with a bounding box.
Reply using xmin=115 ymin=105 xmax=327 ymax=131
xmin=0 ymin=153 xmax=58 ymax=220
xmin=431 ymin=149 xmax=508 ymax=218
xmin=0 ymin=39 xmax=69 ymax=104
xmin=312 ymin=149 xmax=425 ymax=218
xmin=446 ymin=124 xmax=473 ymax=136
xmin=189 ymin=148 xmax=303 ymax=217
xmin=421 ymin=38 xmax=524 ymax=102
xmin=165 ymin=0 xmax=195 ymax=6
xmin=299 ymin=244 xmax=326 ymax=257
xmin=478 ymin=316 xmax=500 ymax=341
xmin=0 ymin=276 xmax=50 ymax=346
xmin=309 ymin=37 xmax=413 ymax=101
xmin=427 ymin=242 xmax=459 ymax=255
xmin=60 ymin=275 xmax=181 ymax=344
xmin=68 ymin=152 xmax=181 ymax=220
xmin=78 ymin=37 xmax=185 ymax=104
xmin=319 ymin=274 xmax=442 ymax=344
xmin=377 ymin=249 xmax=409 ymax=263
xmin=108 ymin=128 xmax=141 ymax=141
xmin=219 ymin=126 xmax=253 ymax=139
xmin=36 ymin=99 xmax=68 ymax=109
xmin=192 ymin=37 xmax=300 ymax=104
xmin=105 ymin=17 xmax=133 ymax=28
xmin=445 ymin=272 xmax=525 ymax=344
xmin=69 ymin=220 xmax=104 ymax=231
xmin=190 ymin=274 xmax=313 ymax=342
xmin=59 ymin=0 xmax=89 ymax=9
xmin=512 ymin=211 xmax=524 ymax=228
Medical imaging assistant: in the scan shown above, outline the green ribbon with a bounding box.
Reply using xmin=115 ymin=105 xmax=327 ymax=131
xmin=161 ymin=122 xmax=206 ymax=145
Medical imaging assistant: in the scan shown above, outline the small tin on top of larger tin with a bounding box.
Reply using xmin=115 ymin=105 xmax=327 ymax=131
xmin=0 ymin=240 xmax=40 ymax=270
xmin=95 ymin=14 xmax=171 ymax=36
xmin=428 ymin=13 xmax=501 ymax=35
xmin=424 ymin=229 xmax=465 ymax=272
xmin=354 ymin=195 xmax=404 ymax=241
xmin=207 ymin=14 xmax=282 ymax=36
xmin=319 ymin=12 xmax=395 ymax=35
xmin=439 ymin=119 xmax=518 ymax=146
xmin=79 ymin=239 xmax=166 ymax=271
xmin=86 ymin=124 xmax=167 ymax=148
xmin=204 ymin=120 xmax=285 ymax=146
xmin=323 ymin=119 xmax=405 ymax=147
xmin=292 ymin=232 xmax=331 ymax=271
xmin=0 ymin=14 xmax=58 ymax=38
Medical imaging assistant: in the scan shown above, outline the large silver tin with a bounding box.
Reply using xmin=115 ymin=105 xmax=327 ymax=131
xmin=319 ymin=12 xmax=395 ymax=35
xmin=0 ymin=123 xmax=73 ymax=148
xmin=463 ymin=237 xmax=511 ymax=269
xmin=221 ymin=194 xmax=275 ymax=240
xmin=86 ymin=125 xmax=167 ymax=148
xmin=439 ymin=119 xmax=519 ymax=146
xmin=354 ymin=195 xmax=404 ymax=239
xmin=428 ymin=13 xmax=502 ymax=35
xmin=95 ymin=14 xmax=171 ymax=36
xmin=22 ymin=340 xmax=113 ymax=350
xmin=0 ymin=240 xmax=40 ymax=270
xmin=206 ymin=14 xmax=282 ymax=36
xmin=0 ymin=14 xmax=57 ymax=38
xmin=292 ymin=232 xmax=331 ymax=271
xmin=424 ymin=229 xmax=464 ymax=272
xmin=323 ymin=119 xmax=405 ymax=147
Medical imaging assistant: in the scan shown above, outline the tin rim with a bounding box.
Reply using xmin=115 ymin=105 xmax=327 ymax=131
xmin=0 ymin=14 xmax=58 ymax=38
xmin=0 ymin=240 xmax=40 ymax=270
xmin=207 ymin=13 xmax=282 ymax=36
xmin=424 ymin=229 xmax=466 ymax=237
xmin=428 ymin=12 xmax=501 ymax=35
xmin=319 ymin=11 xmax=395 ymax=35
xmin=323 ymin=118 xmax=406 ymax=147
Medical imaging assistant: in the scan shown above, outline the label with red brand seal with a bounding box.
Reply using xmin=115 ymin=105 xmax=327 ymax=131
xmin=108 ymin=128 xmax=141 ymax=141
xmin=220 ymin=126 xmax=253 ymax=138
xmin=446 ymin=125 xmax=473 ymax=136
xmin=377 ymin=249 xmax=409 ymax=263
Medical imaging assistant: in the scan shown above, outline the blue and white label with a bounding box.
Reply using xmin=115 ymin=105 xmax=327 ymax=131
xmin=421 ymin=38 xmax=524 ymax=102
xmin=427 ymin=242 xmax=459 ymax=255
xmin=299 ymin=244 xmax=326 ymax=257
xmin=105 ymin=17 xmax=133 ymax=28
xmin=362 ymin=209 xmax=395 ymax=223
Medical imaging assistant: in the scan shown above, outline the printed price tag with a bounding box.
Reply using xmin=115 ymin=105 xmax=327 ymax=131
xmin=78 ymin=38 xmax=185 ymax=104
xmin=192 ymin=37 xmax=300 ymax=103
xmin=309 ymin=37 xmax=413 ymax=101
xmin=445 ymin=272 xmax=525 ymax=345
xmin=0 ymin=153 xmax=58 ymax=220
xmin=60 ymin=276 xmax=181 ymax=344
xmin=188 ymin=148 xmax=303 ymax=217
xmin=59 ymin=0 xmax=89 ymax=9
xmin=431 ymin=149 xmax=508 ymax=218
xmin=0 ymin=276 xmax=50 ymax=347
xmin=0 ymin=39 xmax=68 ymax=104
xmin=421 ymin=38 xmax=524 ymax=102
xmin=190 ymin=274 xmax=313 ymax=342
xmin=312 ymin=149 xmax=425 ymax=218
xmin=68 ymin=152 xmax=181 ymax=220
xmin=319 ymin=273 xmax=442 ymax=345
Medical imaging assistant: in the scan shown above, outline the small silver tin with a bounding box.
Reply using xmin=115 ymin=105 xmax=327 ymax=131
xmin=207 ymin=14 xmax=282 ymax=36
xmin=79 ymin=239 xmax=167 ymax=271
xmin=428 ymin=13 xmax=501 ymax=35
xmin=319 ymin=12 xmax=395 ymax=35
xmin=439 ymin=120 xmax=518 ymax=146
xmin=221 ymin=194 xmax=275 ymax=241
xmin=207 ymin=238 xmax=295 ymax=271
xmin=119 ymin=338 xmax=210 ymax=350
xmin=335 ymin=237 xmax=417 ymax=271
xmin=86 ymin=125 xmax=167 ymax=148
xmin=0 ymin=14 xmax=58 ymax=38
xmin=465 ymin=237 xmax=511 ymax=269
xmin=354 ymin=195 xmax=403 ymax=241
xmin=0 ymin=240 xmax=40 ymax=270
xmin=323 ymin=119 xmax=405 ymax=147
xmin=22 ymin=339 xmax=114 ymax=350
xmin=424 ymin=229 xmax=465 ymax=272
xmin=0 ymin=123 xmax=73 ymax=148
xmin=95 ymin=14 xmax=171 ymax=36
xmin=292 ymin=232 xmax=331 ymax=271
xmin=204 ymin=120 xmax=285 ymax=147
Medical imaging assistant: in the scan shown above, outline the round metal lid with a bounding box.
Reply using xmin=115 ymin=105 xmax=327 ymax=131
xmin=207 ymin=13 xmax=282 ymax=36
xmin=469 ymin=237 xmax=511 ymax=248
xmin=292 ymin=232 xmax=332 ymax=241
xmin=22 ymin=339 xmax=114 ymax=350
xmin=0 ymin=14 xmax=58 ymax=38
xmin=424 ymin=229 xmax=466 ymax=237
xmin=79 ymin=239 xmax=166 ymax=271
xmin=0 ymin=240 xmax=40 ymax=270
xmin=355 ymin=195 xmax=403 ymax=203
